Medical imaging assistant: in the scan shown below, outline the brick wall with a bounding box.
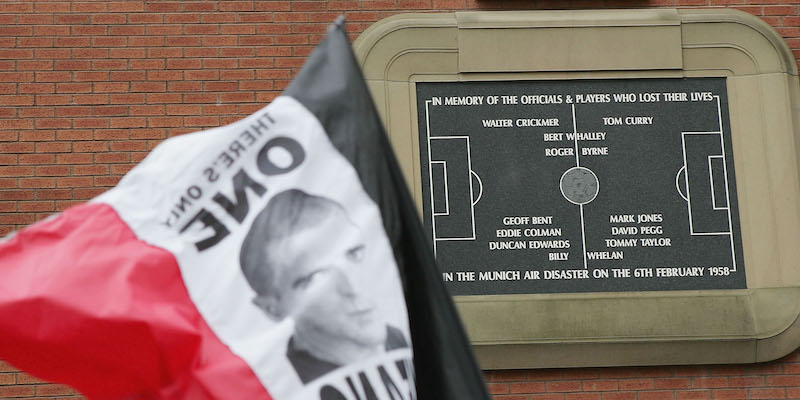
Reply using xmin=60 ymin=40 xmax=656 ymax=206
xmin=1 ymin=1 xmax=799 ymax=399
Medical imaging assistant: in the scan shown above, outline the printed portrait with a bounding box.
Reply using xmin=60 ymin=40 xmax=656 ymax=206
xmin=239 ymin=189 xmax=409 ymax=384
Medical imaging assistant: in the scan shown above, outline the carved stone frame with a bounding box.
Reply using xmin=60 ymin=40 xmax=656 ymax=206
xmin=354 ymin=9 xmax=800 ymax=368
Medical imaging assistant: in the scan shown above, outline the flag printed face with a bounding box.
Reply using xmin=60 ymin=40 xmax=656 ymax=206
xmin=0 ymin=19 xmax=489 ymax=400
xmin=97 ymin=94 xmax=414 ymax=399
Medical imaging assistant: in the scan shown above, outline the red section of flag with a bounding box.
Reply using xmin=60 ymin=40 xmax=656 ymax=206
xmin=0 ymin=203 xmax=271 ymax=400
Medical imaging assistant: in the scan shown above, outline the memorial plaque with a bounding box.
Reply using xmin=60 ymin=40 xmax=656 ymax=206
xmin=417 ymin=78 xmax=747 ymax=295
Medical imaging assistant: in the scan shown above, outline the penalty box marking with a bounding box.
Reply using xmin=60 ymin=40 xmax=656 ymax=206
xmin=679 ymin=96 xmax=737 ymax=271
xmin=424 ymin=100 xmax=478 ymax=256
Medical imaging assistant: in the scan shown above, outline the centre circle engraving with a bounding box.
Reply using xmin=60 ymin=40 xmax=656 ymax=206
xmin=560 ymin=166 xmax=599 ymax=205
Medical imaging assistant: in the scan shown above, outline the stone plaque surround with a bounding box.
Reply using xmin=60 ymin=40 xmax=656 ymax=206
xmin=353 ymin=9 xmax=800 ymax=368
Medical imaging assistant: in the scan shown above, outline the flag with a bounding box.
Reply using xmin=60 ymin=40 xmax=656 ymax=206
xmin=0 ymin=18 xmax=491 ymax=400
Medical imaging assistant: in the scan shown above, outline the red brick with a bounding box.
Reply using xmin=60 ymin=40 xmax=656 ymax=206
xmin=18 ymin=37 xmax=55 ymax=48
xmin=19 ymin=83 xmax=54 ymax=94
xmin=692 ymin=377 xmax=728 ymax=388
xmin=256 ymin=1 xmax=292 ymax=10
xmin=185 ymin=70 xmax=220 ymax=81
xmin=36 ymin=118 xmax=72 ymax=129
xmin=584 ymin=380 xmax=619 ymax=391
xmin=74 ymin=188 xmax=108 ymax=199
xmin=130 ymin=105 xmax=165 ymax=116
xmin=56 ymin=130 xmax=93 ymax=141
xmin=0 ymin=2 xmax=32 ymax=12
xmin=78 ymin=3 xmax=110 ymax=12
xmin=0 ymin=143 xmax=34 ymax=153
xmin=168 ymin=81 xmax=203 ymax=92
xmin=767 ymin=375 xmax=800 ymax=386
xmin=0 ymin=120 xmax=34 ymax=130
xmin=185 ymin=116 xmax=219 ymax=127
xmin=166 ymin=13 xmax=203 ymax=23
xmin=18 ymin=131 xmax=55 ymax=142
xmin=110 ymin=94 xmax=146 ymax=105
xmin=0 ymin=130 xmax=15 ymax=141
xmin=110 ymin=164 xmax=135 ymax=174
xmin=56 ymin=200 xmax=84 ymax=210
xmin=74 ymin=48 xmax=110 ymax=59
xmin=221 ymin=92 xmax=255 ymax=103
xmin=74 ymin=118 xmax=110 ymax=128
xmin=109 ymin=1 xmax=145 ymax=12
xmin=110 ymin=71 xmax=147 ymax=82
xmin=57 ymin=153 xmax=94 ymax=164
xmin=147 ymin=71 xmax=183 ymax=82
xmin=37 ymin=189 xmax=72 ymax=200
xmin=36 ymin=166 xmax=70 ymax=176
xmin=93 ymin=106 xmax=127 ymax=117
xmin=489 ymin=383 xmax=511 ymax=394
xmin=110 ymin=117 xmax=147 ymax=128
xmin=95 ymin=153 xmax=130 ymax=163
xmin=729 ymin=376 xmax=764 ymax=387
xmin=530 ymin=395 xmax=567 ymax=400
xmin=36 ymin=71 xmax=71 ymax=82
xmin=74 ymin=95 xmax=109 ymax=105
xmin=184 ymin=93 xmax=218 ymax=103
xmin=94 ymin=83 xmax=130 ymax=93
xmin=764 ymin=5 xmax=798 ymax=13
xmin=132 ymin=82 xmax=167 ymax=93
xmin=0 ymin=361 xmax=17 ymax=372
xmin=74 ymin=165 xmax=109 ymax=175
xmin=619 ymin=379 xmax=655 ymax=390
xmin=33 ymin=25 xmax=70 ymax=37
xmin=220 ymin=1 xmax=255 ymax=11
xmin=18 ymin=201 xmax=55 ymax=212
xmin=57 ymin=177 xmax=93 ymax=188
xmin=166 ymin=37 xmax=203 ymax=47
xmin=221 ymin=48 xmax=256 ymax=58
xmin=638 ymin=391 xmax=675 ymax=400
xmin=110 ymin=141 xmax=147 ymax=152
xmin=205 ymin=81 xmax=239 ymax=91
xmin=56 ymin=83 xmax=92 ymax=94
xmin=0 ymin=190 xmax=35 ymax=200
xmin=566 ymin=394 xmax=601 ymax=400
xmin=94 ymin=130 xmax=130 ymax=140
xmin=127 ymin=14 xmax=161 ymax=24
xmin=0 ymin=26 xmax=33 ymax=37
xmin=72 ymin=141 xmax=108 ymax=153
xmin=18 ymin=60 xmax=53 ymax=71
xmin=36 ymin=142 xmax=72 ymax=153
xmin=18 ymin=108 xmax=54 ymax=119
xmin=748 ymin=388 xmax=786 ymax=399
xmin=509 ymin=382 xmax=546 ymax=393
xmin=205 ymin=104 xmax=238 ymax=115
xmin=0 ymin=152 xmax=21 ymax=166
xmin=19 ymin=154 xmax=55 ymax=165
xmin=548 ymin=381 xmax=582 ymax=392
xmin=204 ymin=59 xmax=238 ymax=69
xmin=95 ymin=176 xmax=122 ymax=186
xmin=148 ymin=116 xmax=183 ymax=128
xmin=676 ymin=391 xmax=711 ymax=400
xmin=36 ymin=95 xmax=72 ymax=106
xmin=130 ymin=128 xmax=166 ymax=140
xmin=0 ymin=382 xmax=37 ymax=396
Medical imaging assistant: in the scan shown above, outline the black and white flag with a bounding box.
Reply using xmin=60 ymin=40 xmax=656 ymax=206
xmin=279 ymin=18 xmax=492 ymax=400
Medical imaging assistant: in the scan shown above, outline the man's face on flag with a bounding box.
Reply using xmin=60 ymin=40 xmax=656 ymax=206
xmin=265 ymin=206 xmax=387 ymax=348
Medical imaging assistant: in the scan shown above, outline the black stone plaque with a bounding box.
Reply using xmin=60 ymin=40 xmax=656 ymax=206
xmin=416 ymin=78 xmax=746 ymax=295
